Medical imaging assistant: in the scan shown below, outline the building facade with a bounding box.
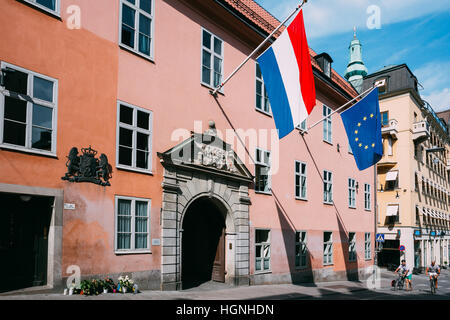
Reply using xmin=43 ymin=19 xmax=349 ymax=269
xmin=363 ymin=65 xmax=450 ymax=271
xmin=0 ymin=0 xmax=375 ymax=293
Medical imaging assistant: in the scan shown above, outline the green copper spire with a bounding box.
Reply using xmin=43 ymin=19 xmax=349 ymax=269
xmin=345 ymin=27 xmax=368 ymax=93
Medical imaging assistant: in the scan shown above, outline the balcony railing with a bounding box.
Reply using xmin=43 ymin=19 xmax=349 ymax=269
xmin=382 ymin=119 xmax=398 ymax=139
xmin=413 ymin=120 xmax=430 ymax=143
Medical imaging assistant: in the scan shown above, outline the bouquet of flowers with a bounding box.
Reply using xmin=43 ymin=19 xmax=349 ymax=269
xmin=102 ymin=278 xmax=116 ymax=293
xmin=117 ymin=275 xmax=134 ymax=293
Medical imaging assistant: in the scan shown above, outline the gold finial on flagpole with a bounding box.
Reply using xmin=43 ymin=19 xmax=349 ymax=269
xmin=353 ymin=26 xmax=357 ymax=39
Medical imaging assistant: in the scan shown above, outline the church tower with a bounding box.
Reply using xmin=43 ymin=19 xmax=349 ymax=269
xmin=344 ymin=27 xmax=368 ymax=93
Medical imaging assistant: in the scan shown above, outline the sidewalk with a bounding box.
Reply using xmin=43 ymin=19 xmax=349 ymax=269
xmin=0 ymin=270 xmax=394 ymax=300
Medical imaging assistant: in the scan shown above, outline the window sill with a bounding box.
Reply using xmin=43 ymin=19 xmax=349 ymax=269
xmin=323 ymin=140 xmax=333 ymax=146
xmin=255 ymin=190 xmax=272 ymax=196
xmin=201 ymin=82 xmax=224 ymax=96
xmin=115 ymin=250 xmax=152 ymax=255
xmin=116 ymin=165 xmax=153 ymax=175
xmin=19 ymin=0 xmax=61 ymax=19
xmin=365 ymin=208 xmax=372 ymax=212
xmin=119 ymin=44 xmax=154 ymax=64
xmin=349 ymin=206 xmax=357 ymax=210
xmin=323 ymin=201 xmax=334 ymax=206
xmin=0 ymin=144 xmax=57 ymax=158
xmin=254 ymin=270 xmax=271 ymax=275
xmin=255 ymin=108 xmax=272 ymax=118
xmin=323 ymin=263 xmax=334 ymax=267
xmin=295 ymin=197 xmax=308 ymax=201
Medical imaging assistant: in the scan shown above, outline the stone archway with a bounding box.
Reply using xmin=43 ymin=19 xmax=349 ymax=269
xmin=158 ymin=123 xmax=252 ymax=291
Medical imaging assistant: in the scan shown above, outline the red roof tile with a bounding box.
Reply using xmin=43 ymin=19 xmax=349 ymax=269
xmin=222 ymin=0 xmax=358 ymax=98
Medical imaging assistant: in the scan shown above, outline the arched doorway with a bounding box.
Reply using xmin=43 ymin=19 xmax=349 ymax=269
xmin=181 ymin=197 xmax=226 ymax=289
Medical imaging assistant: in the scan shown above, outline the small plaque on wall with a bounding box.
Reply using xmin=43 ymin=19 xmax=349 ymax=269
xmin=152 ymin=239 xmax=161 ymax=246
xmin=64 ymin=203 xmax=76 ymax=210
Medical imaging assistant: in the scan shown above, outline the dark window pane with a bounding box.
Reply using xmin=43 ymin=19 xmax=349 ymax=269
xmin=125 ymin=0 xmax=136 ymax=4
xmin=5 ymin=69 xmax=28 ymax=94
xmin=33 ymin=77 xmax=53 ymax=102
xmin=214 ymin=56 xmax=222 ymax=74
xmin=137 ymin=111 xmax=149 ymax=129
xmin=32 ymin=104 xmax=52 ymax=129
xmin=3 ymin=120 xmax=26 ymax=146
xmin=32 ymin=127 xmax=52 ymax=151
xmin=202 ymin=30 xmax=211 ymax=49
xmin=256 ymin=230 xmax=269 ymax=243
xmin=137 ymin=132 xmax=149 ymax=151
xmin=4 ymin=97 xmax=27 ymax=122
xmin=119 ymin=128 xmax=133 ymax=147
xmin=120 ymin=105 xmax=133 ymax=125
xmin=202 ymin=50 xmax=211 ymax=68
xmin=139 ymin=34 xmax=150 ymax=55
xmin=214 ymin=37 xmax=222 ymax=55
xmin=121 ymin=25 xmax=135 ymax=48
xmin=136 ymin=150 xmax=149 ymax=169
xmin=256 ymin=63 xmax=262 ymax=78
xmin=36 ymin=0 xmax=56 ymax=10
xmin=202 ymin=66 xmax=210 ymax=85
xmin=139 ymin=0 xmax=151 ymax=14
xmin=139 ymin=14 xmax=151 ymax=35
xmin=119 ymin=146 xmax=132 ymax=166
xmin=122 ymin=4 xmax=135 ymax=27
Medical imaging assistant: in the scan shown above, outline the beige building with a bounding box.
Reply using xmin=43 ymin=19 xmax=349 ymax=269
xmin=363 ymin=64 xmax=450 ymax=271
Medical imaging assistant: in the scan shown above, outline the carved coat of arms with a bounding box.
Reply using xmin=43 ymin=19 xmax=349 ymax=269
xmin=61 ymin=146 xmax=111 ymax=186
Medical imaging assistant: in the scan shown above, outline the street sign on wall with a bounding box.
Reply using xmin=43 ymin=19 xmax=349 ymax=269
xmin=376 ymin=233 xmax=385 ymax=243
xmin=399 ymin=245 xmax=405 ymax=251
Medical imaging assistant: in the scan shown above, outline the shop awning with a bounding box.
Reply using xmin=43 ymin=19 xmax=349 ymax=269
xmin=386 ymin=204 xmax=399 ymax=216
xmin=385 ymin=171 xmax=398 ymax=181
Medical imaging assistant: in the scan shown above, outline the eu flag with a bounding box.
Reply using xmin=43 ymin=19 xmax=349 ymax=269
xmin=340 ymin=88 xmax=383 ymax=171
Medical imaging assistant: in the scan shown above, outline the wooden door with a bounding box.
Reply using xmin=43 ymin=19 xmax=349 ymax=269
xmin=212 ymin=228 xmax=225 ymax=282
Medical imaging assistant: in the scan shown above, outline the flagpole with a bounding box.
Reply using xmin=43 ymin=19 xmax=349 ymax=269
xmin=301 ymin=85 xmax=376 ymax=134
xmin=210 ymin=0 xmax=309 ymax=96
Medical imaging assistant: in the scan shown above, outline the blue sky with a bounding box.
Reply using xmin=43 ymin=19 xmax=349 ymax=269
xmin=255 ymin=0 xmax=450 ymax=111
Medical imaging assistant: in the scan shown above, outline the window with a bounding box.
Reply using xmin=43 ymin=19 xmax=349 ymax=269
xmin=323 ymin=105 xmax=332 ymax=143
xmin=299 ymin=119 xmax=307 ymax=131
xmin=0 ymin=62 xmax=57 ymax=155
xmin=365 ymin=232 xmax=371 ymax=260
xmin=115 ymin=196 xmax=151 ymax=253
xmin=348 ymin=232 xmax=356 ymax=262
xmin=323 ymin=170 xmax=333 ymax=204
xmin=295 ymin=231 xmax=307 ymax=268
xmin=116 ymin=101 xmax=152 ymax=173
xmin=385 ymin=170 xmax=398 ymax=191
xmin=295 ymin=161 xmax=307 ymax=200
xmin=348 ymin=178 xmax=356 ymax=208
xmin=255 ymin=63 xmax=270 ymax=114
xmin=387 ymin=137 xmax=393 ymax=156
xmin=323 ymin=232 xmax=333 ymax=265
xmin=22 ymin=0 xmax=60 ymax=15
xmin=255 ymin=229 xmax=270 ymax=272
xmin=381 ymin=111 xmax=389 ymax=127
xmin=120 ymin=0 xmax=153 ymax=59
xmin=201 ymin=29 xmax=223 ymax=89
xmin=255 ymin=148 xmax=271 ymax=193
xmin=364 ymin=183 xmax=371 ymax=211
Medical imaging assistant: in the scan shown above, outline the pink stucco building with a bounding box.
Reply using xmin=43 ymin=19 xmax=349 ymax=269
xmin=0 ymin=0 xmax=375 ymax=292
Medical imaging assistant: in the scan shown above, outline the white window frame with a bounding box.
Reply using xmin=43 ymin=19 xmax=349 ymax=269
xmin=255 ymin=229 xmax=271 ymax=273
xmin=201 ymin=28 xmax=224 ymax=91
xmin=348 ymin=232 xmax=356 ymax=262
xmin=115 ymin=195 xmax=151 ymax=254
xmin=116 ymin=100 xmax=153 ymax=174
xmin=323 ymin=104 xmax=332 ymax=144
xmin=295 ymin=160 xmax=307 ymax=200
xmin=365 ymin=232 xmax=371 ymax=260
xmin=22 ymin=0 xmax=61 ymax=16
xmin=364 ymin=183 xmax=371 ymax=211
xmin=323 ymin=170 xmax=333 ymax=204
xmin=255 ymin=147 xmax=271 ymax=194
xmin=295 ymin=231 xmax=308 ymax=269
xmin=323 ymin=231 xmax=333 ymax=266
xmin=255 ymin=62 xmax=271 ymax=116
xmin=0 ymin=61 xmax=58 ymax=157
xmin=348 ymin=178 xmax=356 ymax=208
xmin=119 ymin=0 xmax=155 ymax=60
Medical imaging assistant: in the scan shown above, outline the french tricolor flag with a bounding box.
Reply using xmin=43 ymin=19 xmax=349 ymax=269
xmin=257 ymin=10 xmax=316 ymax=138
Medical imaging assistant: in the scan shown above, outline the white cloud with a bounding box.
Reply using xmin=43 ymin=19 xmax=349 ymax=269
xmin=257 ymin=0 xmax=450 ymax=39
xmin=414 ymin=61 xmax=450 ymax=111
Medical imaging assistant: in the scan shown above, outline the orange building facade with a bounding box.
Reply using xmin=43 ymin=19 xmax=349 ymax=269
xmin=0 ymin=0 xmax=375 ymax=292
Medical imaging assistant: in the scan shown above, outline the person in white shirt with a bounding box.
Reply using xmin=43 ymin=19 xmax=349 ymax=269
xmin=395 ymin=260 xmax=412 ymax=291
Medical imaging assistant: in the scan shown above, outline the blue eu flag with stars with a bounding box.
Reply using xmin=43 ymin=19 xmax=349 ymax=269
xmin=340 ymin=88 xmax=383 ymax=171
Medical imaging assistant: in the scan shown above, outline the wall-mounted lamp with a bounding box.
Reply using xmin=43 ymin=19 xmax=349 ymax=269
xmin=395 ymin=191 xmax=400 ymax=199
